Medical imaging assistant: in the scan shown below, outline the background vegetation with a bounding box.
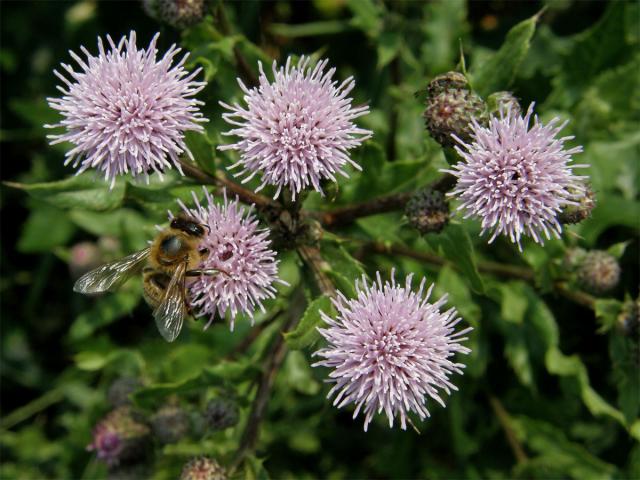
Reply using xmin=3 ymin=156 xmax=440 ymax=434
xmin=1 ymin=0 xmax=638 ymax=478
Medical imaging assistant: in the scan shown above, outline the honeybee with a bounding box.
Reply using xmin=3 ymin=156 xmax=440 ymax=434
xmin=73 ymin=214 xmax=223 ymax=342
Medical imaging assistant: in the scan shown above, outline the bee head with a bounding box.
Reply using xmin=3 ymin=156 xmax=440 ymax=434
xmin=170 ymin=214 xmax=210 ymax=237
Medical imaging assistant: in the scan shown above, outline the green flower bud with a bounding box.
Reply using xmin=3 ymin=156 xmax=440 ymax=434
xmin=405 ymin=188 xmax=449 ymax=235
xmin=487 ymin=91 xmax=522 ymax=116
xmin=559 ymin=186 xmax=596 ymax=225
xmin=204 ymin=398 xmax=239 ymax=431
xmin=576 ymin=250 xmax=621 ymax=294
xmin=151 ymin=404 xmax=191 ymax=444
xmin=423 ymin=72 xmax=488 ymax=148
xmin=143 ymin=0 xmax=206 ymax=29
xmin=180 ymin=457 xmax=227 ymax=480
xmin=107 ymin=377 xmax=142 ymax=408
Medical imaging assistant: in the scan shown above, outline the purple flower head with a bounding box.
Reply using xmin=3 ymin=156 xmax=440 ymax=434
xmin=177 ymin=188 xmax=285 ymax=330
xmin=219 ymin=56 xmax=372 ymax=199
xmin=46 ymin=31 xmax=207 ymax=188
xmin=445 ymin=104 xmax=586 ymax=249
xmin=87 ymin=407 xmax=150 ymax=467
xmin=313 ymin=271 xmax=472 ymax=432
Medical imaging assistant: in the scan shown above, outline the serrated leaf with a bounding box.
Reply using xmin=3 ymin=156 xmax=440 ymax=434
xmin=512 ymin=416 xmax=617 ymax=480
xmin=470 ymin=13 xmax=539 ymax=97
xmin=594 ymin=299 xmax=623 ymax=333
xmin=6 ymin=174 xmax=125 ymax=211
xmin=284 ymin=296 xmax=333 ymax=350
xmin=609 ymin=333 xmax=640 ymax=423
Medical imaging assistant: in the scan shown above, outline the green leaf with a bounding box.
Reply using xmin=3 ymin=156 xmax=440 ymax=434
xmin=470 ymin=12 xmax=539 ymax=97
xmin=269 ymin=20 xmax=353 ymax=38
xmin=377 ymin=32 xmax=401 ymax=70
xmin=512 ymin=416 xmax=617 ymax=480
xmin=428 ymin=223 xmax=485 ymax=293
xmin=552 ymin=1 xmax=632 ymax=109
xmin=320 ymin=242 xmax=366 ymax=291
xmin=594 ymin=299 xmax=623 ymax=333
xmin=74 ymin=349 xmax=143 ymax=372
xmin=17 ymin=204 xmax=75 ymax=253
xmin=545 ymin=347 xmax=626 ymax=426
xmin=6 ymin=173 xmax=125 ymax=211
xmin=346 ymin=0 xmax=383 ymax=38
xmin=497 ymin=282 xmax=529 ymax=324
xmin=609 ymin=333 xmax=640 ymax=423
xmin=284 ymin=295 xmax=333 ymax=350
xmin=283 ymin=350 xmax=320 ymax=395
xmin=184 ymin=130 xmax=215 ymax=173
xmin=577 ymin=194 xmax=640 ymax=244
xmin=420 ymin=0 xmax=468 ymax=75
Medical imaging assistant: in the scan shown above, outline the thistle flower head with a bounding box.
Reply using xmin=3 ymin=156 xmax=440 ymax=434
xmin=87 ymin=407 xmax=150 ymax=467
xmin=313 ymin=271 xmax=471 ymax=432
xmin=177 ymin=188 xmax=284 ymax=330
xmin=219 ymin=56 xmax=372 ymax=199
xmin=46 ymin=31 xmax=207 ymax=187
xmin=445 ymin=104 xmax=586 ymax=249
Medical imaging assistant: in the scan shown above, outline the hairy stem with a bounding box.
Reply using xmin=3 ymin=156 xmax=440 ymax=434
xmin=317 ymin=174 xmax=456 ymax=228
xmin=179 ymin=159 xmax=279 ymax=211
xmin=488 ymin=394 xmax=528 ymax=465
xmin=232 ymin=289 xmax=306 ymax=469
xmin=297 ymin=245 xmax=337 ymax=297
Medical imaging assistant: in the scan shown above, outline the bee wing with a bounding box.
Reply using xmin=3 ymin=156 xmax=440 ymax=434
xmin=73 ymin=248 xmax=151 ymax=294
xmin=153 ymin=261 xmax=188 ymax=343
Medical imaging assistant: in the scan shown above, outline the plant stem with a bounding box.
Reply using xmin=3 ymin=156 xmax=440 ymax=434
xmin=232 ymin=289 xmax=306 ymax=469
xmin=0 ymin=388 xmax=64 ymax=430
xmin=488 ymin=394 xmax=528 ymax=465
xmin=297 ymin=245 xmax=337 ymax=297
xmin=364 ymin=241 xmax=596 ymax=310
xmin=178 ymin=159 xmax=279 ymax=211
xmin=317 ymin=174 xmax=456 ymax=228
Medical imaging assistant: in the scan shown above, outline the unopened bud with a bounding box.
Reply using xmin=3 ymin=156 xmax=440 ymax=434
xmin=107 ymin=377 xmax=142 ymax=408
xmin=180 ymin=457 xmax=227 ymax=480
xmin=87 ymin=407 xmax=150 ymax=467
xmin=151 ymin=404 xmax=191 ymax=444
xmin=423 ymin=72 xmax=488 ymax=148
xmin=204 ymin=398 xmax=239 ymax=431
xmin=617 ymin=297 xmax=639 ymax=338
xmin=143 ymin=0 xmax=206 ymax=29
xmin=559 ymin=187 xmax=596 ymax=225
xmin=487 ymin=91 xmax=521 ymax=116
xmin=562 ymin=247 xmax=587 ymax=271
xmin=405 ymin=188 xmax=449 ymax=234
xmin=576 ymin=250 xmax=621 ymax=294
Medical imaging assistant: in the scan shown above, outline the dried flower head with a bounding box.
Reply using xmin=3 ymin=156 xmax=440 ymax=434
xmin=46 ymin=31 xmax=206 ymax=187
xmin=577 ymin=250 xmax=621 ymax=294
xmin=178 ymin=188 xmax=284 ymax=330
xmin=150 ymin=404 xmax=191 ymax=444
xmin=204 ymin=398 xmax=239 ymax=430
xmin=445 ymin=104 xmax=586 ymax=249
xmin=313 ymin=272 xmax=471 ymax=432
xmin=180 ymin=456 xmax=227 ymax=480
xmin=219 ymin=56 xmax=372 ymax=199
xmin=143 ymin=0 xmax=206 ymax=29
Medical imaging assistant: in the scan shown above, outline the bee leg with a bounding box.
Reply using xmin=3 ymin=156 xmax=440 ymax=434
xmin=185 ymin=268 xmax=230 ymax=277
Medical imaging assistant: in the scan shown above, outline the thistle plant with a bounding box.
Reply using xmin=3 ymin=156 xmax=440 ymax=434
xmin=5 ymin=3 xmax=638 ymax=480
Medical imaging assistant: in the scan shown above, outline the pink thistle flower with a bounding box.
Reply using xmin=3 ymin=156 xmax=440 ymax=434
xmin=445 ymin=104 xmax=586 ymax=249
xmin=46 ymin=31 xmax=207 ymax=187
xmin=219 ymin=56 xmax=372 ymax=199
xmin=312 ymin=271 xmax=471 ymax=432
xmin=177 ymin=188 xmax=284 ymax=330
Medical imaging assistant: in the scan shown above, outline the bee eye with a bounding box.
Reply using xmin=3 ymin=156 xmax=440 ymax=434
xmin=160 ymin=236 xmax=182 ymax=256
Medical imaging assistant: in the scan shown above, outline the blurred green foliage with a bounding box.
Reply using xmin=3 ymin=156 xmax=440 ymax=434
xmin=1 ymin=1 xmax=638 ymax=479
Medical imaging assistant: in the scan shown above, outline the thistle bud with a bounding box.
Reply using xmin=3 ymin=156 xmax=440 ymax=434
xmin=405 ymin=188 xmax=449 ymax=235
xmin=143 ymin=0 xmax=206 ymax=29
xmin=107 ymin=377 xmax=142 ymax=408
xmin=617 ymin=297 xmax=639 ymax=338
xmin=576 ymin=250 xmax=621 ymax=294
xmin=559 ymin=186 xmax=596 ymax=225
xmin=423 ymin=72 xmax=488 ymax=148
xmin=87 ymin=407 xmax=150 ymax=467
xmin=204 ymin=398 xmax=239 ymax=431
xmin=487 ymin=91 xmax=522 ymax=116
xmin=180 ymin=457 xmax=227 ymax=480
xmin=562 ymin=247 xmax=588 ymax=271
xmin=150 ymin=404 xmax=191 ymax=444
